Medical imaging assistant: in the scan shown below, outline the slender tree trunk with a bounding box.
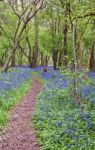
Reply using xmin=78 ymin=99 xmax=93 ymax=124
xmin=51 ymin=20 xmax=59 ymax=70
xmin=58 ymin=51 xmax=62 ymax=67
xmin=19 ymin=52 xmax=23 ymax=66
xmin=45 ymin=56 xmax=48 ymax=67
xmin=2 ymin=43 xmax=18 ymax=72
xmin=61 ymin=4 xmax=68 ymax=67
xmin=63 ymin=22 xmax=68 ymax=66
xmin=72 ymin=20 xmax=78 ymax=95
xmin=31 ymin=14 xmax=39 ymax=68
xmin=11 ymin=51 xmax=16 ymax=66
xmin=52 ymin=50 xmax=58 ymax=70
xmin=26 ymin=36 xmax=33 ymax=67
xmin=2 ymin=22 xmax=27 ymax=72
xmin=41 ymin=52 xmax=44 ymax=66
xmin=80 ymin=42 xmax=84 ymax=68
xmin=89 ymin=41 xmax=95 ymax=70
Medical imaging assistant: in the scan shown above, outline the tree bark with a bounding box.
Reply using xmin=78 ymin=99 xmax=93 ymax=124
xmin=72 ymin=20 xmax=78 ymax=95
xmin=2 ymin=43 xmax=18 ymax=72
xmin=63 ymin=21 xmax=68 ymax=66
xmin=89 ymin=41 xmax=95 ymax=70
xmin=11 ymin=51 xmax=16 ymax=66
xmin=52 ymin=50 xmax=58 ymax=70
xmin=41 ymin=52 xmax=44 ymax=66
xmin=31 ymin=14 xmax=39 ymax=68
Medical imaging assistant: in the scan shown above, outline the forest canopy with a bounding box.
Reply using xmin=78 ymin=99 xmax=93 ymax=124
xmin=0 ymin=0 xmax=95 ymax=71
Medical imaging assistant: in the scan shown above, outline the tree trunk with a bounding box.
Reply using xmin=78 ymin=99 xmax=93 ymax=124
xmin=26 ymin=36 xmax=32 ymax=67
xmin=18 ymin=52 xmax=23 ymax=66
xmin=31 ymin=14 xmax=39 ymax=68
xmin=41 ymin=52 xmax=44 ymax=66
xmin=58 ymin=51 xmax=62 ymax=67
xmin=80 ymin=42 xmax=84 ymax=68
xmin=63 ymin=22 xmax=68 ymax=67
xmin=2 ymin=43 xmax=18 ymax=72
xmin=89 ymin=41 xmax=95 ymax=70
xmin=62 ymin=4 xmax=68 ymax=67
xmin=11 ymin=51 xmax=16 ymax=67
xmin=52 ymin=50 xmax=58 ymax=70
xmin=45 ymin=56 xmax=48 ymax=67
xmin=72 ymin=20 xmax=78 ymax=95
xmin=2 ymin=22 xmax=27 ymax=72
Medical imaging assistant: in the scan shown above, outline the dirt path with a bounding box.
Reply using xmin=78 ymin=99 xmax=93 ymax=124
xmin=0 ymin=77 xmax=42 ymax=150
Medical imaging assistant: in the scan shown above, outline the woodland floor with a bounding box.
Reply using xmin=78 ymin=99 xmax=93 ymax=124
xmin=0 ymin=76 xmax=42 ymax=150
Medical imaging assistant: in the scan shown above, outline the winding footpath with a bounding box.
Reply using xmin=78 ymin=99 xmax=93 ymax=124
xmin=0 ymin=77 xmax=42 ymax=150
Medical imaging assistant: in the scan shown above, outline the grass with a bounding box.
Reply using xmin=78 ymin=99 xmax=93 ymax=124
xmin=0 ymin=79 xmax=32 ymax=132
xmin=0 ymin=66 xmax=44 ymax=132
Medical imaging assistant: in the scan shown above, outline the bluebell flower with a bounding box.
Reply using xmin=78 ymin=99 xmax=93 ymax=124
xmin=86 ymin=121 xmax=91 ymax=129
xmin=67 ymin=144 xmax=71 ymax=149
xmin=55 ymin=121 xmax=62 ymax=127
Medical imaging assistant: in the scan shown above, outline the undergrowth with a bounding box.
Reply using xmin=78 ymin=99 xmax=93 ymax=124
xmin=33 ymin=70 xmax=95 ymax=150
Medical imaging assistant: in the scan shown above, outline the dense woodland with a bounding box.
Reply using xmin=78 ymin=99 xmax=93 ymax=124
xmin=0 ymin=0 xmax=95 ymax=150
xmin=0 ymin=0 xmax=95 ymax=71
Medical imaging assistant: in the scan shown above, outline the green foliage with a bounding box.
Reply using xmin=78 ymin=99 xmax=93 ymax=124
xmin=33 ymin=86 xmax=95 ymax=149
xmin=0 ymin=0 xmax=95 ymax=67
xmin=39 ymin=31 xmax=52 ymax=55
xmin=0 ymin=79 xmax=32 ymax=131
xmin=33 ymin=70 xmax=95 ymax=149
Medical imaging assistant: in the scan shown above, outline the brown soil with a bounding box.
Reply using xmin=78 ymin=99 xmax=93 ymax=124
xmin=0 ymin=77 xmax=42 ymax=150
